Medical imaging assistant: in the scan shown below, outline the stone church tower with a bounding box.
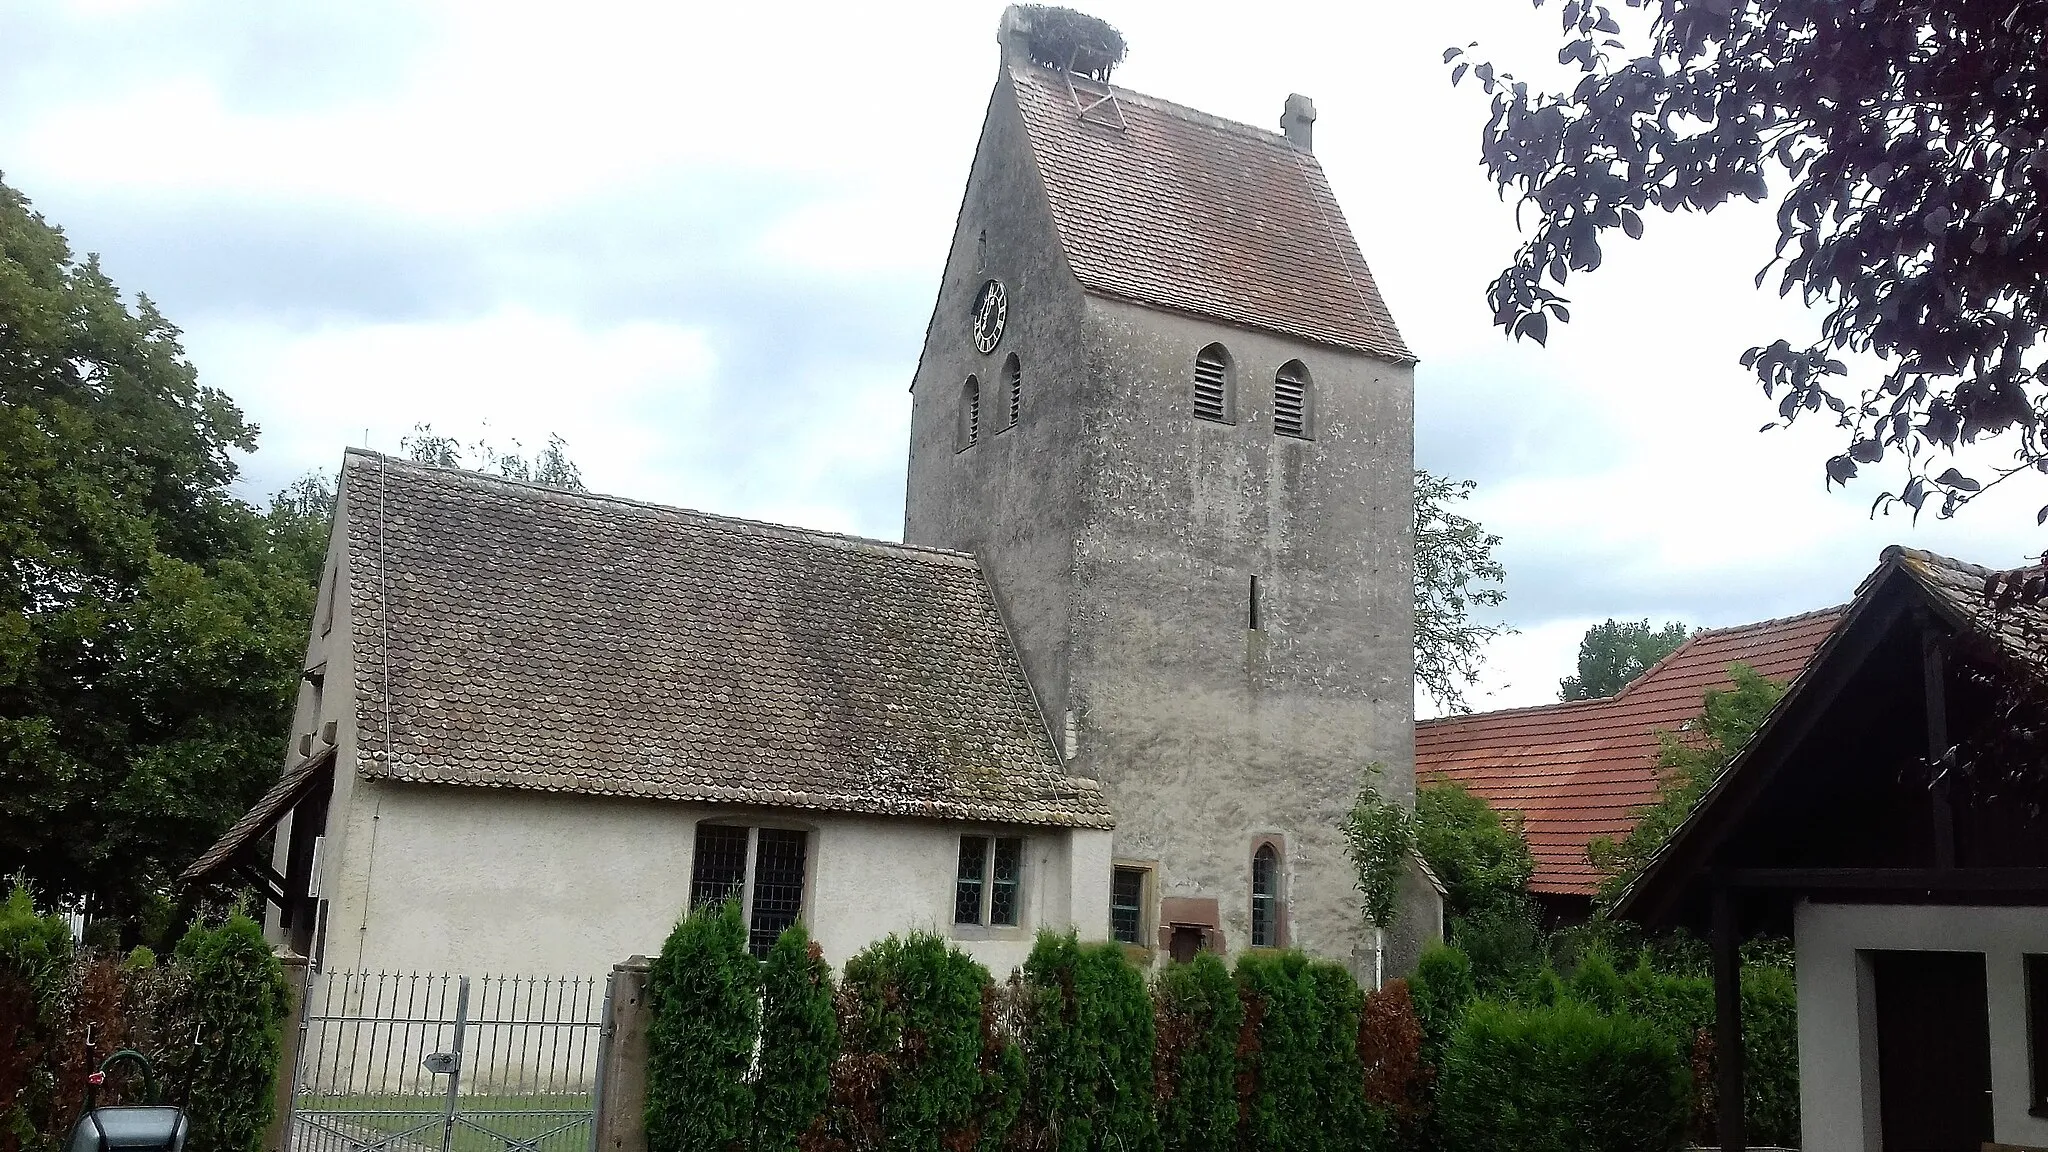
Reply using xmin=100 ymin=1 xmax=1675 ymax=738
xmin=904 ymin=8 xmax=1438 ymax=975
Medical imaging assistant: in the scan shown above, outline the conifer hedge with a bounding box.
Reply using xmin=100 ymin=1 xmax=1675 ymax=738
xmin=834 ymin=933 xmax=1007 ymax=1152
xmin=1151 ymin=954 xmax=1239 ymax=1152
xmin=646 ymin=901 xmax=759 ymax=1152
xmin=173 ymin=915 xmax=290 ymax=1152
xmin=1018 ymin=933 xmax=1158 ymax=1152
xmin=1232 ymin=950 xmax=1324 ymax=1152
xmin=756 ymin=926 xmax=835 ymax=1152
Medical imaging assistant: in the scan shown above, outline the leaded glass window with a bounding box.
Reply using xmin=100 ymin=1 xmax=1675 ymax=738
xmin=955 ymin=836 xmax=988 ymax=924
xmin=1251 ymin=844 xmax=1279 ymax=948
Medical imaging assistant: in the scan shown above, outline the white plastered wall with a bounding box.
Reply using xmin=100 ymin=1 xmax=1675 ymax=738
xmin=1795 ymin=900 xmax=2048 ymax=1151
xmin=319 ymin=779 xmax=1111 ymax=979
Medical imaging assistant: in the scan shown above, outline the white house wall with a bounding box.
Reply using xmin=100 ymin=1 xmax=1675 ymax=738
xmin=1795 ymin=900 xmax=2048 ymax=1151
xmin=319 ymin=778 xmax=1111 ymax=979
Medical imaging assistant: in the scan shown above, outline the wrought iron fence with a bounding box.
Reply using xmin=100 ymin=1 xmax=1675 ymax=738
xmin=289 ymin=971 xmax=611 ymax=1152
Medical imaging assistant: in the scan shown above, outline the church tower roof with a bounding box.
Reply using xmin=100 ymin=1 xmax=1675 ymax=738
xmin=1002 ymin=52 xmax=1413 ymax=362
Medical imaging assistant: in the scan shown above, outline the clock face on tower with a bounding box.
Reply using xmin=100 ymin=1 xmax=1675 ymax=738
xmin=971 ymin=279 xmax=1008 ymax=354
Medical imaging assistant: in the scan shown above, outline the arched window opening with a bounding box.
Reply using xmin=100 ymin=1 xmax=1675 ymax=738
xmin=1193 ymin=344 xmax=1233 ymax=423
xmin=958 ymin=376 xmax=981 ymax=451
xmin=1251 ymin=842 xmax=1280 ymax=947
xmin=1273 ymin=361 xmax=1312 ymax=438
xmin=1004 ymin=353 xmax=1022 ymax=431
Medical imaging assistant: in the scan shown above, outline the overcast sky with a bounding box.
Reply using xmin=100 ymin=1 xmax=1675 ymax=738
xmin=4 ymin=0 xmax=2042 ymax=714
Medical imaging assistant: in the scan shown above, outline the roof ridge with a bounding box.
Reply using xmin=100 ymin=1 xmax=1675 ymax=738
xmin=1009 ymin=60 xmax=1296 ymax=150
xmin=1884 ymin=543 xmax=2021 ymax=580
xmin=342 ymin=448 xmax=980 ymax=568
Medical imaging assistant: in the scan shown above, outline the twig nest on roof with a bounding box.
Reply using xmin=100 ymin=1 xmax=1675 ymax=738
xmin=1018 ymin=6 xmax=1127 ymax=80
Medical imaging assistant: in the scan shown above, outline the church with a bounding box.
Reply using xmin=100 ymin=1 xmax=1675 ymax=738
xmin=185 ymin=6 xmax=1443 ymax=981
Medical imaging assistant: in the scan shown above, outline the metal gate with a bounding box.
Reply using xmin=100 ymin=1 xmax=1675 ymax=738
xmin=288 ymin=971 xmax=612 ymax=1152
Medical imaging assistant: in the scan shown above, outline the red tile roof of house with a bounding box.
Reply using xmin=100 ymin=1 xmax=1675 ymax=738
xmin=1008 ymin=63 xmax=1413 ymax=362
xmin=1416 ymin=608 xmax=1844 ymax=896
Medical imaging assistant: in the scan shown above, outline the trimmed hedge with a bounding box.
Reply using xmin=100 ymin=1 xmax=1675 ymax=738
xmin=1357 ymin=979 xmax=1429 ymax=1132
xmin=1151 ymin=954 xmax=1239 ymax=1152
xmin=173 ymin=915 xmax=290 ymax=1152
xmin=1407 ymin=943 xmax=1474 ymax=1069
xmin=1019 ymin=932 xmax=1158 ymax=1152
xmin=1435 ymin=999 xmax=1688 ymax=1152
xmin=646 ymin=901 xmax=759 ymax=1152
xmin=833 ymin=933 xmax=1008 ymax=1152
xmin=757 ymin=926 xmax=836 ymax=1152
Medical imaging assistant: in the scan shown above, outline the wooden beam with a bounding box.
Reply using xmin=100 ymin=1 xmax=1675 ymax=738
xmin=1712 ymin=887 xmax=1746 ymax=1152
xmin=1724 ymin=867 xmax=2048 ymax=893
xmin=1922 ymin=613 xmax=1956 ymax=868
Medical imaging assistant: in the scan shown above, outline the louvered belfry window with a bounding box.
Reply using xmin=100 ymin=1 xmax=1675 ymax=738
xmin=958 ymin=376 xmax=981 ymax=451
xmin=1005 ymin=353 xmax=1023 ymax=429
xmin=1274 ymin=361 xmax=1311 ymax=438
xmin=1193 ymin=344 xmax=1231 ymax=422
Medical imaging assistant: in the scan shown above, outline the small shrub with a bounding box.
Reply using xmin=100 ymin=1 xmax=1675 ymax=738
xmin=1152 ymin=954 xmax=1240 ymax=1152
xmin=1738 ymin=964 xmax=1800 ymax=1147
xmin=1306 ymin=962 xmax=1383 ymax=1152
xmin=1406 ymin=943 xmax=1474 ymax=1068
xmin=1357 ymin=979 xmax=1429 ymax=1130
xmin=757 ymin=926 xmax=836 ymax=1152
xmin=1436 ymin=999 xmax=1688 ymax=1152
xmin=1565 ymin=950 xmax=1626 ymax=1015
xmin=835 ymin=932 xmax=995 ymax=1152
xmin=173 ymin=914 xmax=290 ymax=1152
xmin=1014 ymin=934 xmax=1156 ymax=1152
xmin=1234 ymin=951 xmax=1323 ymax=1152
xmin=1447 ymin=902 xmax=1547 ymax=998
xmin=646 ymin=901 xmax=759 ymax=1152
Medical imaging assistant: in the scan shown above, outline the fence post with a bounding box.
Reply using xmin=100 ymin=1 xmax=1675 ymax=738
xmin=593 ymin=957 xmax=652 ymax=1152
xmin=262 ymin=949 xmax=311 ymax=1152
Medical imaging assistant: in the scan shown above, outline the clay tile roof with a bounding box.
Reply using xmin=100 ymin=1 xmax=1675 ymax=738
xmin=1008 ymin=63 xmax=1412 ymax=362
xmin=341 ymin=450 xmax=1112 ymax=829
xmin=1889 ymin=545 xmax=2048 ymax=655
xmin=1415 ymin=608 xmax=1844 ymax=896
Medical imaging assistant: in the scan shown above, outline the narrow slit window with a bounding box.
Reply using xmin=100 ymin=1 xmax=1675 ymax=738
xmin=1249 ymin=575 xmax=1262 ymax=631
xmin=1110 ymin=866 xmax=1147 ymax=945
xmin=749 ymin=829 xmax=808 ymax=956
xmin=1193 ymin=344 xmax=1232 ymax=423
xmin=958 ymin=376 xmax=981 ymax=451
xmin=1274 ymin=361 xmax=1312 ymax=438
xmin=690 ymin=825 xmax=749 ymax=911
xmin=1005 ymin=353 xmax=1023 ymax=430
xmin=1250 ymin=843 xmax=1279 ymax=947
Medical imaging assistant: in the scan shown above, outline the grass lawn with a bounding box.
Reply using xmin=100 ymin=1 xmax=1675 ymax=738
xmin=296 ymin=1094 xmax=593 ymax=1152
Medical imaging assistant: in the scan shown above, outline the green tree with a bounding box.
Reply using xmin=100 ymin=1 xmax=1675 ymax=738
xmin=1415 ymin=469 xmax=1508 ymax=713
xmin=1450 ymin=2 xmax=2048 ymax=523
xmin=1589 ymin=664 xmax=1787 ymax=908
xmin=1559 ymin=619 xmax=1690 ymax=701
xmin=0 ymin=176 xmax=314 ymax=930
xmin=401 ymin=422 xmax=585 ymax=490
xmin=1415 ymin=779 xmax=1534 ymax=922
xmin=173 ymin=913 xmax=291 ymax=1152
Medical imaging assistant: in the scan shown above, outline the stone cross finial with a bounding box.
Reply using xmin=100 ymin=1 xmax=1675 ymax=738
xmin=1281 ymin=93 xmax=1316 ymax=150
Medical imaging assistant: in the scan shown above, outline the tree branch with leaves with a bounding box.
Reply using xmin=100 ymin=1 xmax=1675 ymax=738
xmin=1416 ymin=469 xmax=1510 ymax=713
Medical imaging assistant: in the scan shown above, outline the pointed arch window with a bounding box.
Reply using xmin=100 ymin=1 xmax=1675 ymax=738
xmin=1002 ymin=353 xmax=1022 ymax=431
xmin=1250 ymin=841 xmax=1282 ymax=947
xmin=957 ymin=376 xmax=981 ymax=451
xmin=1193 ymin=344 xmax=1234 ymax=423
xmin=1274 ymin=360 xmax=1313 ymax=439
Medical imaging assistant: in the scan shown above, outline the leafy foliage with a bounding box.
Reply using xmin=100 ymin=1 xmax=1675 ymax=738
xmin=1017 ymin=933 xmax=1159 ymax=1152
xmin=1559 ymin=619 xmax=1690 ymax=701
xmin=400 ymin=423 xmax=586 ymax=490
xmin=1435 ymin=999 xmax=1688 ymax=1152
xmin=1341 ymin=772 xmax=1414 ymax=929
xmin=1407 ymin=943 xmax=1477 ymax=1070
xmin=1414 ymin=470 xmax=1508 ymax=712
xmin=1414 ymin=780 xmax=1533 ymax=922
xmin=830 ymin=932 xmax=997 ymax=1152
xmin=758 ymin=926 xmax=837 ymax=1152
xmin=1589 ymin=664 xmax=1786 ymax=908
xmin=1451 ymin=1 xmax=2048 ymax=522
xmin=646 ymin=901 xmax=759 ymax=1152
xmin=172 ymin=914 xmax=290 ymax=1152
xmin=1356 ymin=979 xmax=1430 ymax=1135
xmin=1150 ymin=953 xmax=1240 ymax=1152
xmin=1 ymin=177 xmax=315 ymax=931
xmin=1014 ymin=6 xmax=1127 ymax=79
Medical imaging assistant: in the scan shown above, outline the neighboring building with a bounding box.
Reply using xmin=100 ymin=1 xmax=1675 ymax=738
xmin=185 ymin=5 xmax=1441 ymax=981
xmin=1618 ymin=547 xmax=2048 ymax=1152
xmin=1418 ymin=609 xmax=1840 ymax=918
xmin=902 ymin=6 xmax=1437 ymax=975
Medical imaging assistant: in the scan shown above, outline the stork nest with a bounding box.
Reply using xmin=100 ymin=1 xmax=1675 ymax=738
xmin=1017 ymin=6 xmax=1127 ymax=80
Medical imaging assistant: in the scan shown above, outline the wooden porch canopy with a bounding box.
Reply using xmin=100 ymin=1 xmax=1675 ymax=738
xmin=179 ymin=745 xmax=336 ymax=912
xmin=1615 ymin=547 xmax=2048 ymax=1151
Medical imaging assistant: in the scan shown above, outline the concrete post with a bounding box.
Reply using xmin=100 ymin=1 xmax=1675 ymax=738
xmin=593 ymin=957 xmax=652 ymax=1152
xmin=262 ymin=950 xmax=310 ymax=1152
